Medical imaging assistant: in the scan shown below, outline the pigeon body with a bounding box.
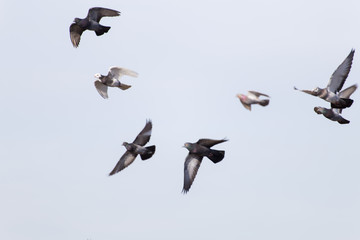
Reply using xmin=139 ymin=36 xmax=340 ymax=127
xmin=109 ymin=120 xmax=155 ymax=176
xmin=94 ymin=67 xmax=138 ymax=99
xmin=70 ymin=7 xmax=120 ymax=47
xmin=294 ymin=49 xmax=355 ymax=109
xmin=182 ymin=138 xmax=228 ymax=193
xmin=236 ymin=91 xmax=270 ymax=111
xmin=313 ymin=84 xmax=357 ymax=124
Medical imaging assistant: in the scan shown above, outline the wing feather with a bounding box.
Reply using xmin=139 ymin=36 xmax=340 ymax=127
xmin=248 ymin=91 xmax=270 ymax=98
xmin=94 ymin=80 xmax=108 ymax=99
xmin=327 ymin=49 xmax=355 ymax=93
xmin=88 ymin=7 xmax=120 ymax=22
xmin=133 ymin=120 xmax=152 ymax=146
xmin=182 ymin=154 xmax=202 ymax=193
xmin=196 ymin=138 xmax=228 ymax=148
xmin=109 ymin=67 xmax=139 ymax=80
xmin=109 ymin=151 xmax=137 ymax=176
xmin=69 ymin=23 xmax=85 ymax=48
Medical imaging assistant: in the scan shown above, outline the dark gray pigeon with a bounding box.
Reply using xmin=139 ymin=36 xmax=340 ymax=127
xmin=109 ymin=120 xmax=155 ymax=176
xmin=182 ymin=138 xmax=228 ymax=193
xmin=314 ymin=84 xmax=357 ymax=124
xmin=94 ymin=67 xmax=138 ymax=99
xmin=295 ymin=49 xmax=355 ymax=109
xmin=70 ymin=7 xmax=120 ymax=47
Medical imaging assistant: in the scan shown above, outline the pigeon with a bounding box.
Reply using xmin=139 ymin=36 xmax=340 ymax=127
xmin=314 ymin=84 xmax=357 ymax=124
xmin=109 ymin=120 xmax=155 ymax=176
xmin=94 ymin=67 xmax=138 ymax=99
xmin=182 ymin=138 xmax=228 ymax=193
xmin=69 ymin=7 xmax=120 ymax=47
xmin=294 ymin=49 xmax=355 ymax=109
xmin=236 ymin=91 xmax=270 ymax=111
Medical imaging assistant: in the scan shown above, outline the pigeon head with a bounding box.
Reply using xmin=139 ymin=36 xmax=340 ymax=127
xmin=94 ymin=73 xmax=101 ymax=79
xmin=183 ymin=142 xmax=194 ymax=151
xmin=73 ymin=18 xmax=82 ymax=23
xmin=314 ymin=106 xmax=325 ymax=114
xmin=122 ymin=142 xmax=133 ymax=151
xmin=236 ymin=94 xmax=246 ymax=101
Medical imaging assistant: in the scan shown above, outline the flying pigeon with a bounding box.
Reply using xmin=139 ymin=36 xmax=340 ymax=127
xmin=314 ymin=84 xmax=357 ymax=124
xmin=69 ymin=7 xmax=120 ymax=47
xmin=94 ymin=67 xmax=138 ymax=99
xmin=294 ymin=49 xmax=355 ymax=109
xmin=182 ymin=138 xmax=228 ymax=193
xmin=236 ymin=91 xmax=270 ymax=111
xmin=109 ymin=120 xmax=155 ymax=176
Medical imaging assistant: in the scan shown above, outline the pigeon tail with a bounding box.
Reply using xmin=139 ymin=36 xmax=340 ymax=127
xmin=119 ymin=84 xmax=131 ymax=90
xmin=259 ymin=99 xmax=269 ymax=106
xmin=95 ymin=26 xmax=111 ymax=36
xmin=140 ymin=145 xmax=156 ymax=160
xmin=331 ymin=98 xmax=353 ymax=109
xmin=207 ymin=149 xmax=225 ymax=163
xmin=337 ymin=118 xmax=350 ymax=124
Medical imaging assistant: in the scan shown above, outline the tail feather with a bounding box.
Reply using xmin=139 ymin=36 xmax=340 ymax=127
xmin=207 ymin=150 xmax=225 ymax=164
xmin=140 ymin=145 xmax=156 ymax=160
xmin=331 ymin=98 xmax=353 ymax=109
xmin=95 ymin=26 xmax=111 ymax=36
xmin=337 ymin=118 xmax=350 ymax=124
xmin=119 ymin=84 xmax=131 ymax=90
xmin=259 ymin=99 xmax=269 ymax=106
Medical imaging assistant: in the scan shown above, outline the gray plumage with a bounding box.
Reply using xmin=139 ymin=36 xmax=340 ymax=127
xmin=294 ymin=49 xmax=355 ymax=109
xmin=314 ymin=84 xmax=357 ymax=124
xmin=236 ymin=91 xmax=270 ymax=111
xmin=70 ymin=7 xmax=120 ymax=47
xmin=94 ymin=67 xmax=138 ymax=99
xmin=109 ymin=120 xmax=155 ymax=176
xmin=182 ymin=138 xmax=228 ymax=193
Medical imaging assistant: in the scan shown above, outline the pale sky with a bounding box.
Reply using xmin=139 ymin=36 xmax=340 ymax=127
xmin=1 ymin=0 xmax=360 ymax=239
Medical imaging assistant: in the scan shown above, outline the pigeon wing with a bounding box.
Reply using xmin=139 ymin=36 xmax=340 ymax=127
xmin=327 ymin=49 xmax=355 ymax=93
xmin=94 ymin=80 xmax=108 ymax=99
xmin=196 ymin=138 xmax=228 ymax=148
xmin=240 ymin=100 xmax=251 ymax=111
xmin=69 ymin=23 xmax=85 ymax=47
xmin=109 ymin=67 xmax=139 ymax=80
xmin=338 ymin=84 xmax=357 ymax=98
xmin=182 ymin=154 xmax=203 ymax=193
xmin=87 ymin=7 xmax=120 ymax=22
xmin=248 ymin=91 xmax=270 ymax=98
xmin=109 ymin=151 xmax=137 ymax=176
xmin=132 ymin=120 xmax=152 ymax=146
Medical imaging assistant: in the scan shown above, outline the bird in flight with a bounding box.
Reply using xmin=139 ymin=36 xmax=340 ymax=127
xmin=94 ymin=67 xmax=138 ymax=99
xmin=70 ymin=7 xmax=120 ymax=47
xmin=182 ymin=138 xmax=228 ymax=193
xmin=236 ymin=91 xmax=270 ymax=111
xmin=109 ymin=120 xmax=155 ymax=176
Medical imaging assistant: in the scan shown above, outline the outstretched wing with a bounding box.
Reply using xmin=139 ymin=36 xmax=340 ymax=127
xmin=196 ymin=138 xmax=228 ymax=148
xmin=94 ymin=80 xmax=108 ymax=99
xmin=109 ymin=67 xmax=139 ymax=80
xmin=133 ymin=120 xmax=152 ymax=146
xmin=338 ymin=84 xmax=357 ymax=98
xmin=248 ymin=91 xmax=270 ymax=98
xmin=69 ymin=23 xmax=85 ymax=48
xmin=109 ymin=151 xmax=137 ymax=176
xmin=182 ymin=154 xmax=202 ymax=193
xmin=87 ymin=7 xmax=120 ymax=22
xmin=327 ymin=49 xmax=355 ymax=93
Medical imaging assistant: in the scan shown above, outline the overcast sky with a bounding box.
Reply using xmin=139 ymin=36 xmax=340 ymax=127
xmin=1 ymin=0 xmax=360 ymax=239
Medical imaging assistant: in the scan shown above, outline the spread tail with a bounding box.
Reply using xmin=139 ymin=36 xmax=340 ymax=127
xmin=119 ymin=84 xmax=131 ymax=90
xmin=95 ymin=26 xmax=111 ymax=36
xmin=331 ymin=98 xmax=353 ymax=109
xmin=207 ymin=149 xmax=225 ymax=164
xmin=259 ymin=99 xmax=270 ymax=106
xmin=140 ymin=145 xmax=156 ymax=160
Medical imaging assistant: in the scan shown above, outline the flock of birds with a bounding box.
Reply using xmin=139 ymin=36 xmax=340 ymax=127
xmin=69 ymin=7 xmax=357 ymax=193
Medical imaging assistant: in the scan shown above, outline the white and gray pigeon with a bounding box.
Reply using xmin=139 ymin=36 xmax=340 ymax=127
xmin=236 ymin=91 xmax=270 ymax=111
xmin=314 ymin=84 xmax=357 ymax=124
xmin=295 ymin=49 xmax=355 ymax=109
xmin=182 ymin=138 xmax=228 ymax=193
xmin=109 ymin=120 xmax=155 ymax=176
xmin=94 ymin=67 xmax=138 ymax=99
xmin=69 ymin=7 xmax=120 ymax=47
